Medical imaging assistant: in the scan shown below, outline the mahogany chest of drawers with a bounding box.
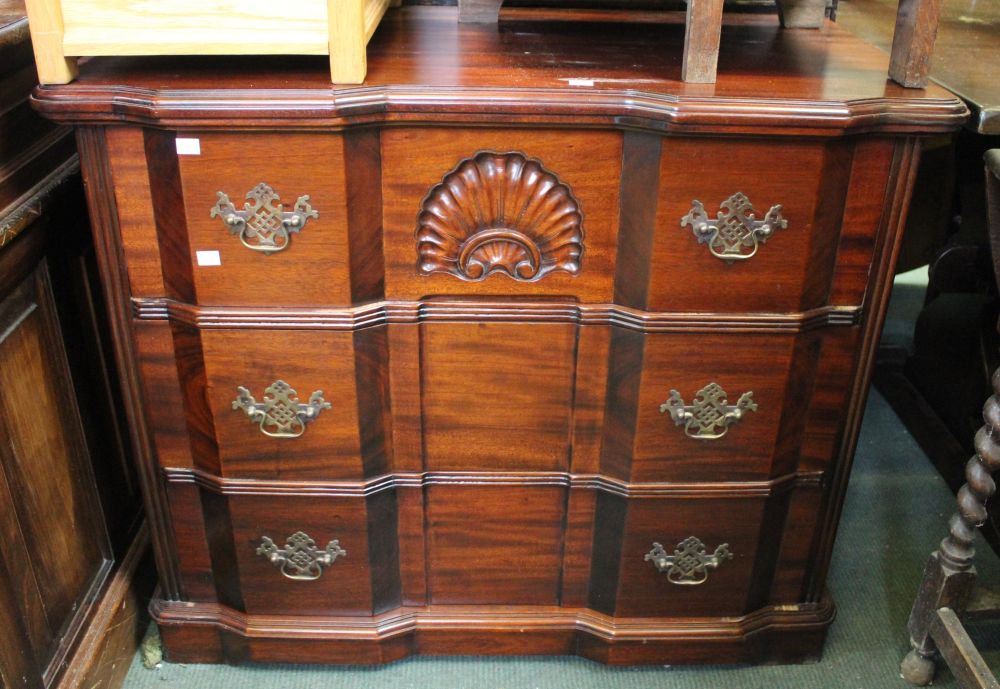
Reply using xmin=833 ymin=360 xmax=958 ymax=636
xmin=32 ymin=7 xmax=966 ymax=666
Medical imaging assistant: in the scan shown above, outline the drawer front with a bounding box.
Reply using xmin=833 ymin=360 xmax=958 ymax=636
xmin=605 ymin=330 xmax=811 ymax=483
xmin=191 ymin=328 xmax=386 ymax=480
xmin=208 ymin=492 xmax=394 ymax=617
xmin=425 ymin=484 xmax=566 ymax=605
xmin=382 ymin=127 xmax=622 ymax=302
xmin=590 ymin=493 xmax=774 ymax=618
xmin=647 ymin=137 xmax=851 ymax=313
xmin=171 ymin=131 xmax=357 ymax=307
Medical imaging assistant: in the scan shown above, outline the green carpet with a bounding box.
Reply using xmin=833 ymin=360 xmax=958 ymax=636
xmin=119 ymin=387 xmax=1000 ymax=688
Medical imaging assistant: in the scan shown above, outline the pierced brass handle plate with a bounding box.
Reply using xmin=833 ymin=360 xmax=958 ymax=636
xmin=680 ymin=192 xmax=787 ymax=263
xmin=232 ymin=380 xmax=331 ymax=438
xmin=210 ymin=182 xmax=318 ymax=255
xmin=659 ymin=382 xmax=757 ymax=440
xmin=256 ymin=531 xmax=346 ymax=581
xmin=645 ymin=537 xmax=732 ymax=585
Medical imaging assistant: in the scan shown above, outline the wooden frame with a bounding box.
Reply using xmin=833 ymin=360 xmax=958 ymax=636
xmin=23 ymin=0 xmax=396 ymax=84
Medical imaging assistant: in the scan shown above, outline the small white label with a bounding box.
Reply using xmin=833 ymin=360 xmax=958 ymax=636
xmin=567 ymin=78 xmax=595 ymax=87
xmin=175 ymin=137 xmax=201 ymax=155
xmin=195 ymin=250 xmax=221 ymax=266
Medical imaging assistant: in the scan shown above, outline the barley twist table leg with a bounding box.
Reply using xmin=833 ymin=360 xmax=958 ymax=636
xmin=901 ymin=368 xmax=1000 ymax=685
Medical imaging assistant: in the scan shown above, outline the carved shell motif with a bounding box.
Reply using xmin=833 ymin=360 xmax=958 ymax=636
xmin=416 ymin=151 xmax=584 ymax=281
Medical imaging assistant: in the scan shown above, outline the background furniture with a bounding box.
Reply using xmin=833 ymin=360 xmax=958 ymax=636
xmin=900 ymin=150 xmax=1000 ymax=689
xmin=0 ymin=3 xmax=151 ymax=688
xmin=838 ymin=0 xmax=1000 ymax=555
xmin=460 ymin=0 xmax=941 ymax=86
xmin=21 ymin=0 xmax=944 ymax=87
xmin=32 ymin=7 xmax=965 ymax=666
xmin=21 ymin=0 xmax=399 ymax=85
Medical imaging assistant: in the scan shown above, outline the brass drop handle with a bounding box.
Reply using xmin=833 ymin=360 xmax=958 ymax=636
xmin=680 ymin=192 xmax=787 ymax=263
xmin=659 ymin=382 xmax=757 ymax=440
xmin=210 ymin=182 xmax=318 ymax=254
xmin=232 ymin=380 xmax=330 ymax=439
xmin=645 ymin=537 xmax=732 ymax=585
xmin=256 ymin=531 xmax=346 ymax=581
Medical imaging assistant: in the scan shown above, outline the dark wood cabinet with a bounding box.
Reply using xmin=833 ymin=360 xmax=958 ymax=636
xmin=0 ymin=6 xmax=147 ymax=688
xmin=31 ymin=7 xmax=966 ymax=666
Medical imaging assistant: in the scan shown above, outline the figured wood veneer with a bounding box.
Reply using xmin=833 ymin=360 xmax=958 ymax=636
xmin=44 ymin=9 xmax=966 ymax=667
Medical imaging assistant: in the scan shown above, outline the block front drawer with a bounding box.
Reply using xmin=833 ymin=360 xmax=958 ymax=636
xmin=111 ymin=127 xmax=889 ymax=312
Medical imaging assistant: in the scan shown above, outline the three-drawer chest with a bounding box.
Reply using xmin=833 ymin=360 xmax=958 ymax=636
xmin=32 ymin=7 xmax=966 ymax=666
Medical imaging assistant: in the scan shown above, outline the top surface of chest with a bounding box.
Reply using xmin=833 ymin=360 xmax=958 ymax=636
xmin=31 ymin=6 xmax=965 ymax=134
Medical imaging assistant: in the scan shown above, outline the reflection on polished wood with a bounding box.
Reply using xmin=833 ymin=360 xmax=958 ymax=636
xmin=838 ymin=0 xmax=1000 ymax=133
xmin=32 ymin=5 xmax=968 ymax=667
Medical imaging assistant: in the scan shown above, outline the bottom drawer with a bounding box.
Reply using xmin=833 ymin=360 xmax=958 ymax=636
xmin=590 ymin=492 xmax=783 ymax=618
xmin=191 ymin=489 xmax=400 ymax=617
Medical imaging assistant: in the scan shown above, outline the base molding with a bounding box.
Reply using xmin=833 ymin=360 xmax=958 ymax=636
xmin=151 ymin=596 xmax=835 ymax=666
xmin=56 ymin=523 xmax=155 ymax=689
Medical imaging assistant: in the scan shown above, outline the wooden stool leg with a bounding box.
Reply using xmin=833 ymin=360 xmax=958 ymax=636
xmin=682 ymin=0 xmax=725 ymax=84
xmin=901 ymin=369 xmax=1000 ymax=685
xmin=327 ymin=0 xmax=367 ymax=84
xmin=23 ymin=0 xmax=78 ymax=84
xmin=889 ymin=0 xmax=943 ymax=88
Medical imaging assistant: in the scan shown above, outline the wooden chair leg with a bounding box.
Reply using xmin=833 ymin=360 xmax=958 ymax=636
xmin=901 ymin=368 xmax=1000 ymax=685
xmin=888 ymin=0 xmax=943 ymax=88
xmin=681 ymin=0 xmax=725 ymax=84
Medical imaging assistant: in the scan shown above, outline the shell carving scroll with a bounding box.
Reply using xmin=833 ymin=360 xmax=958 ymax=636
xmin=416 ymin=151 xmax=585 ymax=282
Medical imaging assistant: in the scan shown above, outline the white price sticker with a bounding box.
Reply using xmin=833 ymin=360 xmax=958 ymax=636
xmin=195 ymin=250 xmax=221 ymax=266
xmin=175 ymin=138 xmax=201 ymax=155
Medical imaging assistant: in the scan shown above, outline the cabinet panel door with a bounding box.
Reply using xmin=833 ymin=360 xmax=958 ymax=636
xmin=0 ymin=264 xmax=111 ymax=679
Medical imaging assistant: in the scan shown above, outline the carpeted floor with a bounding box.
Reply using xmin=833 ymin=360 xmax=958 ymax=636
xmin=121 ymin=272 xmax=1000 ymax=688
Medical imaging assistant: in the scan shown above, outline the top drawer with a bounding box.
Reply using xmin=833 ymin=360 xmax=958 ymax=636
xmin=111 ymin=128 xmax=369 ymax=308
xmin=646 ymin=137 xmax=856 ymax=313
xmin=114 ymin=127 xmax=888 ymax=311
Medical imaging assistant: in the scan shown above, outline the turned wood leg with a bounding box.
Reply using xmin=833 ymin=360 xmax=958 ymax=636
xmin=888 ymin=0 xmax=943 ymax=88
xmin=901 ymin=368 xmax=1000 ymax=685
xmin=775 ymin=0 xmax=827 ymax=28
xmin=458 ymin=0 xmax=503 ymax=23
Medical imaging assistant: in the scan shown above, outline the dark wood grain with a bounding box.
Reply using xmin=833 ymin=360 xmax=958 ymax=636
xmin=194 ymin=329 xmax=365 ymax=479
xmin=613 ymin=131 xmax=661 ymax=311
xmin=38 ymin=6 xmax=965 ymax=667
xmin=888 ymin=0 xmax=943 ymax=88
xmin=382 ymin=127 xmax=621 ymax=303
xmin=175 ymin=131 xmax=354 ymax=307
xmin=0 ymin=263 xmax=112 ymax=682
xmin=425 ymin=485 xmax=566 ymax=605
xmin=78 ymin=126 xmax=183 ymax=598
xmin=29 ymin=9 xmax=966 ymax=134
xmin=420 ymin=322 xmax=576 ymax=472
xmin=344 ymin=128 xmax=385 ymax=304
xmin=837 ymin=0 xmax=1000 ymax=133
xmin=145 ymin=129 xmax=194 ymax=303
xmin=681 ymin=0 xmax=724 ymax=83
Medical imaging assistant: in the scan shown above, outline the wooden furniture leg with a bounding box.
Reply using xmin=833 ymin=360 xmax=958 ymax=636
xmin=23 ymin=0 xmax=77 ymax=84
xmin=775 ymin=0 xmax=827 ymax=28
xmin=682 ymin=0 xmax=725 ymax=83
xmin=889 ymin=0 xmax=943 ymax=88
xmin=901 ymin=152 xmax=1000 ymax=687
xmin=458 ymin=0 xmax=503 ymax=23
xmin=900 ymin=369 xmax=999 ymax=685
